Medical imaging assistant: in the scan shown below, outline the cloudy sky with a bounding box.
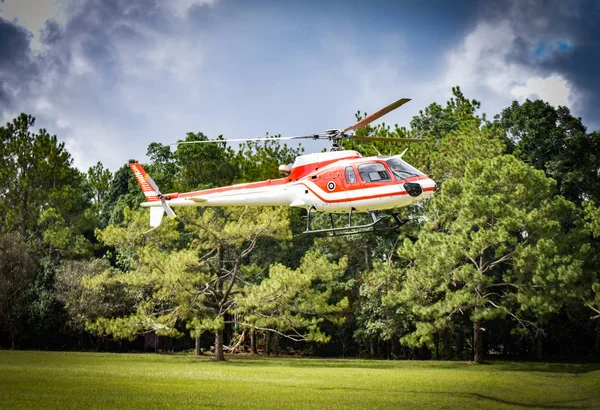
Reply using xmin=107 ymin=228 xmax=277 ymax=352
xmin=1 ymin=0 xmax=598 ymax=171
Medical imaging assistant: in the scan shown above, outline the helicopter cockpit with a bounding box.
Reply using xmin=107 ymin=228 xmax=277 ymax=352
xmin=384 ymin=157 xmax=425 ymax=180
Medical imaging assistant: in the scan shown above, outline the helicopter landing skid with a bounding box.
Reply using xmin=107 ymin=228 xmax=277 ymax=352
xmin=303 ymin=207 xmax=408 ymax=236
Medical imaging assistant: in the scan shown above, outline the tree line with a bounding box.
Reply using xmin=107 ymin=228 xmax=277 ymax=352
xmin=1 ymin=88 xmax=599 ymax=363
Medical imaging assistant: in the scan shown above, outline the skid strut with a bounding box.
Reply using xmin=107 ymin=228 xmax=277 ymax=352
xmin=303 ymin=207 xmax=408 ymax=235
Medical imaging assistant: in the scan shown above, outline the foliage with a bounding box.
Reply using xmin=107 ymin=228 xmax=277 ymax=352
xmin=87 ymin=162 xmax=112 ymax=206
xmin=406 ymin=87 xmax=506 ymax=184
xmin=55 ymin=259 xmax=134 ymax=331
xmin=0 ymin=234 xmax=37 ymax=348
xmin=391 ymin=156 xmax=587 ymax=362
xmin=89 ymin=206 xmax=298 ymax=358
xmin=236 ymin=251 xmax=348 ymax=343
xmin=0 ymin=114 xmax=97 ymax=348
xmin=234 ymin=138 xmax=303 ymax=182
xmin=0 ymin=114 xmax=92 ymax=243
xmin=498 ymin=100 xmax=600 ymax=203
xmin=354 ymin=262 xmax=413 ymax=349
xmin=174 ymin=132 xmax=237 ymax=190
xmin=583 ymin=201 xmax=600 ymax=319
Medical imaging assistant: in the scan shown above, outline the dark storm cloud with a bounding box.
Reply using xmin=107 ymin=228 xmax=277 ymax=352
xmin=0 ymin=0 xmax=180 ymax=116
xmin=40 ymin=19 xmax=62 ymax=45
xmin=37 ymin=1 xmax=155 ymax=85
xmin=0 ymin=17 xmax=38 ymax=112
xmin=534 ymin=2 xmax=600 ymax=129
xmin=483 ymin=0 xmax=600 ymax=128
xmin=0 ymin=0 xmax=220 ymax=170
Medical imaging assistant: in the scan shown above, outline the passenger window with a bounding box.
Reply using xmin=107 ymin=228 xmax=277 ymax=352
xmin=345 ymin=166 xmax=357 ymax=184
xmin=358 ymin=163 xmax=391 ymax=183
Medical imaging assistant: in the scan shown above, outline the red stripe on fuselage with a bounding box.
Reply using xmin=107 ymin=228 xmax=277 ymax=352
xmin=299 ymin=183 xmax=435 ymax=204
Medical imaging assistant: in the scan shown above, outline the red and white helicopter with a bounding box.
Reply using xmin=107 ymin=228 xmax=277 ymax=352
xmin=130 ymin=98 xmax=436 ymax=235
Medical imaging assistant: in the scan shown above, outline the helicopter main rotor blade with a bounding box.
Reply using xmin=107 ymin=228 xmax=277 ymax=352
xmin=171 ymin=135 xmax=320 ymax=146
xmin=352 ymin=136 xmax=425 ymax=142
xmin=342 ymin=98 xmax=411 ymax=133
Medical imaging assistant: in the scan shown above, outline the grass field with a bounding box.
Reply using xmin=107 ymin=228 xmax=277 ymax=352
xmin=0 ymin=351 xmax=599 ymax=409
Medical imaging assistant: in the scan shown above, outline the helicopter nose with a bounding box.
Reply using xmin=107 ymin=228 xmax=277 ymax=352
xmin=404 ymin=182 xmax=423 ymax=197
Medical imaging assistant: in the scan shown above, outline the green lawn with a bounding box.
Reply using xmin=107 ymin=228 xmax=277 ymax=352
xmin=0 ymin=351 xmax=598 ymax=409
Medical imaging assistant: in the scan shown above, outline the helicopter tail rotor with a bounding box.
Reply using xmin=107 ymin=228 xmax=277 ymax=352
xmin=129 ymin=160 xmax=177 ymax=228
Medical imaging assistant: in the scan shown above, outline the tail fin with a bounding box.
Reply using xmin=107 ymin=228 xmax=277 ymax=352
xmin=129 ymin=160 xmax=176 ymax=228
xmin=150 ymin=206 xmax=165 ymax=228
xmin=129 ymin=161 xmax=160 ymax=202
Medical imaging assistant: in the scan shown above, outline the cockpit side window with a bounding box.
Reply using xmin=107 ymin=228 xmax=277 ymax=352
xmin=386 ymin=158 xmax=425 ymax=180
xmin=345 ymin=166 xmax=357 ymax=184
xmin=358 ymin=163 xmax=391 ymax=183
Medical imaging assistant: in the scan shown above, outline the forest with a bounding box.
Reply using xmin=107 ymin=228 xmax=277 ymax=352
xmin=1 ymin=87 xmax=599 ymax=364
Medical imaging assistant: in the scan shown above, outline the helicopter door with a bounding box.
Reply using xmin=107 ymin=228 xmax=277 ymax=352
xmin=345 ymin=166 xmax=358 ymax=185
xmin=357 ymin=163 xmax=392 ymax=185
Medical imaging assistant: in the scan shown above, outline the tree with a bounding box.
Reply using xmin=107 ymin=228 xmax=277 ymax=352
xmin=339 ymin=88 xmax=506 ymax=358
xmin=583 ymin=201 xmax=600 ymax=320
xmin=0 ymin=114 xmax=97 ymax=349
xmin=498 ymin=100 xmax=600 ymax=203
xmin=100 ymin=163 xmax=144 ymax=227
xmin=0 ymin=114 xmax=92 ymax=240
xmin=0 ymin=233 xmax=36 ymax=348
xmin=235 ymin=251 xmax=348 ymax=345
xmin=392 ymin=155 xmax=586 ymax=363
xmin=407 ymin=87 xmax=506 ymax=185
xmin=89 ymin=206 xmax=292 ymax=360
xmin=87 ymin=162 xmax=112 ymax=206
xmin=145 ymin=142 xmax=179 ymax=193
xmin=354 ymin=262 xmax=413 ymax=358
xmin=175 ymin=133 xmax=237 ymax=190
xmin=410 ymin=86 xmax=484 ymax=141
xmin=234 ymin=138 xmax=303 ymax=182
xmin=55 ymin=259 xmax=133 ymax=333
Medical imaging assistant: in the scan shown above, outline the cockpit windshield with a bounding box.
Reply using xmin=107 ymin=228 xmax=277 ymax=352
xmin=386 ymin=158 xmax=425 ymax=180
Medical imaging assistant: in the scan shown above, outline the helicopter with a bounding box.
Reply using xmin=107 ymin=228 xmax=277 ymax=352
xmin=129 ymin=97 xmax=436 ymax=235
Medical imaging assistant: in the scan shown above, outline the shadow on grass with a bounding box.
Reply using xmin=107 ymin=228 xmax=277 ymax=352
xmin=212 ymin=355 xmax=600 ymax=375
xmin=485 ymin=361 xmax=600 ymax=375
xmin=272 ymin=384 xmax=597 ymax=409
xmin=412 ymin=391 xmax=594 ymax=409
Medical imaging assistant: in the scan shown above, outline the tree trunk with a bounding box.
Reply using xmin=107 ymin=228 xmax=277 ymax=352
xmin=535 ymin=329 xmax=543 ymax=361
xmin=443 ymin=329 xmax=451 ymax=360
xmin=250 ymin=329 xmax=257 ymax=355
xmin=231 ymin=330 xmax=245 ymax=353
xmin=273 ymin=334 xmax=280 ymax=356
xmin=595 ymin=322 xmax=600 ymax=355
xmin=10 ymin=326 xmax=15 ymax=349
xmin=265 ymin=332 xmax=271 ymax=356
xmin=195 ymin=336 xmax=202 ymax=356
xmin=458 ymin=329 xmax=465 ymax=359
xmin=473 ymin=319 xmax=484 ymax=364
xmin=214 ymin=329 xmax=225 ymax=361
